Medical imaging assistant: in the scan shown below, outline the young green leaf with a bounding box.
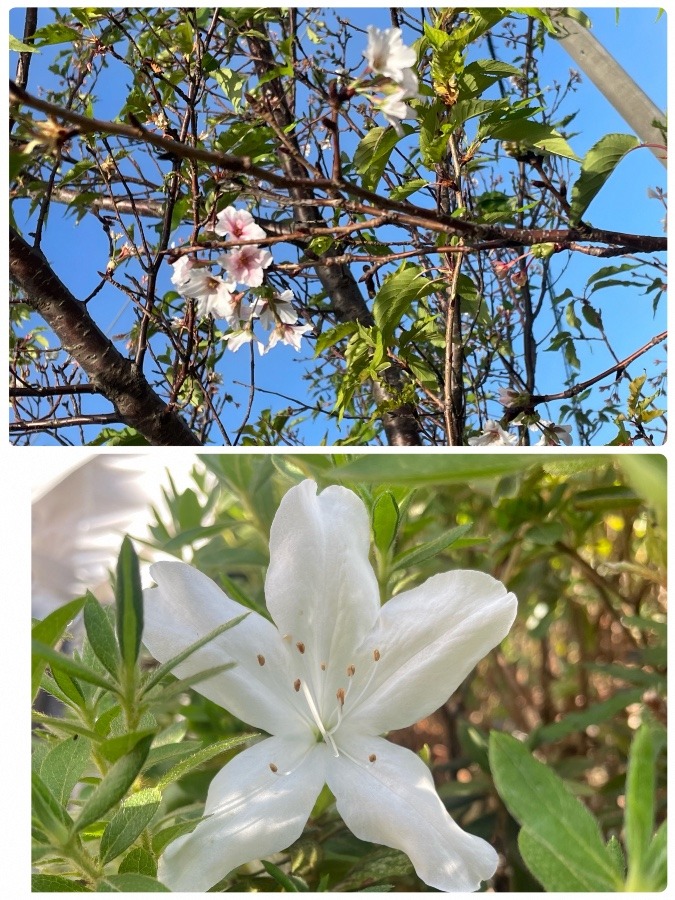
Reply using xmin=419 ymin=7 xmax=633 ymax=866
xmin=569 ymin=133 xmax=640 ymax=224
xmin=156 ymin=733 xmax=259 ymax=789
xmin=99 ymin=728 xmax=158 ymax=764
xmin=38 ymin=735 xmax=91 ymax=807
xmin=372 ymin=492 xmax=400 ymax=556
xmin=99 ymin=788 xmax=162 ymax=865
xmin=140 ymin=612 xmax=248 ymax=695
xmin=31 ymin=596 xmax=87 ymax=699
xmin=31 ymin=874 xmax=91 ymax=891
xmin=489 ymin=732 xmax=622 ymax=891
xmin=97 ymin=873 xmax=169 ymax=891
xmin=83 ymin=592 xmax=120 ymax=679
xmin=72 ymin=734 xmax=153 ymax=833
xmin=115 ymin=537 xmax=144 ymax=670
xmin=32 ymin=640 xmax=118 ymax=693
xmin=392 ymin=523 xmax=472 ymax=572
xmin=31 ymin=770 xmax=73 ymax=845
xmin=262 ymin=860 xmax=304 ymax=891
xmin=624 ymin=724 xmax=655 ymax=888
xmin=118 ymin=846 xmax=158 ymax=877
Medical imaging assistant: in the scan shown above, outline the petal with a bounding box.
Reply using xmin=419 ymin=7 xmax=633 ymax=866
xmin=159 ymin=735 xmax=327 ymax=891
xmin=327 ymin=733 xmax=497 ymax=892
xmin=143 ymin=561 xmax=307 ymax=736
xmin=265 ymin=481 xmax=380 ymax=699
xmin=347 ymin=570 xmax=517 ymax=733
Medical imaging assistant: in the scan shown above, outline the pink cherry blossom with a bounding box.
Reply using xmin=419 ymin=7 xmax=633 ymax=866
xmin=219 ymin=246 xmax=273 ymax=287
xmin=214 ymin=207 xmax=267 ymax=242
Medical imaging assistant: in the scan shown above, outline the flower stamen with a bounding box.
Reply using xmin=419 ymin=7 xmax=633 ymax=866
xmin=300 ymin=680 xmax=339 ymax=757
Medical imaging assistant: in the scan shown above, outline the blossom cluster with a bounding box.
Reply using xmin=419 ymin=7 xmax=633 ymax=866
xmin=468 ymin=416 xmax=573 ymax=446
xmin=171 ymin=206 xmax=312 ymax=354
xmin=359 ymin=26 xmax=420 ymax=135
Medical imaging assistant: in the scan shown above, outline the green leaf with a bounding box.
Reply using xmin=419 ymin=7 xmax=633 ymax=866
xmin=83 ymin=593 xmax=120 ymax=680
xmin=32 ymin=770 xmax=73 ymax=844
xmin=99 ymin=788 xmax=162 ymax=865
xmin=141 ymin=613 xmax=248 ymax=695
xmin=606 ymin=834 xmax=626 ymax=879
xmin=32 ymin=875 xmax=90 ymax=891
xmin=156 ymin=733 xmax=258 ymax=789
xmin=372 ymin=492 xmax=400 ymax=556
xmin=354 ymin=126 xmax=405 ymax=192
xmin=10 ymin=34 xmax=40 ymax=53
xmin=118 ymin=846 xmax=157 ymax=877
xmin=624 ymin=725 xmax=655 ymax=887
xmin=389 ymin=178 xmax=427 ymax=201
xmin=38 ymin=735 xmax=91 ymax=806
xmin=99 ymin=728 xmax=158 ymax=764
xmin=489 ymin=732 xmax=621 ymax=891
xmin=392 ymin=523 xmax=472 ymax=572
xmin=32 ymin=596 xmax=87 ymax=699
xmin=490 ymin=119 xmax=579 ymax=161
xmin=569 ymin=134 xmax=640 ymax=224
xmin=641 ymin=819 xmax=667 ymax=891
xmin=115 ymin=537 xmax=144 ymax=670
xmin=335 ymin=454 xmax=536 ymax=485
xmin=152 ymin=819 xmax=202 ymax=856
xmin=32 ymin=639 xmax=118 ymax=693
xmin=72 ymin=734 xmax=153 ymax=833
xmin=372 ymin=264 xmax=434 ymax=345
xmin=97 ymin=874 xmax=169 ymax=891
xmin=531 ymin=688 xmax=643 ymax=746
xmin=262 ymin=860 xmax=304 ymax=891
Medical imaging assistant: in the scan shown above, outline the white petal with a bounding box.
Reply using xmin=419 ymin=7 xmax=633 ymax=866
xmin=347 ymin=570 xmax=517 ymax=733
xmin=265 ymin=481 xmax=380 ymax=700
xmin=159 ymin=735 xmax=327 ymax=891
xmin=327 ymin=733 xmax=497 ymax=892
xmin=144 ymin=561 xmax=306 ymax=736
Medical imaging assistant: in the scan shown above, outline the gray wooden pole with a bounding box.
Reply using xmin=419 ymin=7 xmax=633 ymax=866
xmin=547 ymin=8 xmax=666 ymax=167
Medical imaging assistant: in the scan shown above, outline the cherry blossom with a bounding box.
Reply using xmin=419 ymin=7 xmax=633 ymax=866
xmin=363 ymin=26 xmax=417 ymax=83
xmin=467 ymin=420 xmax=519 ymax=446
xmin=265 ymin=322 xmax=313 ymax=352
xmin=219 ymin=246 xmax=273 ymax=287
xmin=214 ymin=206 xmax=267 ymax=242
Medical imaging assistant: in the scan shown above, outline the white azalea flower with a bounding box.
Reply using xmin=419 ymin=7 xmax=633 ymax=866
xmin=468 ymin=420 xmax=519 ymax=446
xmin=364 ymin=26 xmax=417 ymax=83
xmin=143 ymin=480 xmax=517 ymax=892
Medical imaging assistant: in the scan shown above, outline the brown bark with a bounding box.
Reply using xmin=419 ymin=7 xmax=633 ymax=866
xmin=10 ymin=227 xmax=201 ymax=446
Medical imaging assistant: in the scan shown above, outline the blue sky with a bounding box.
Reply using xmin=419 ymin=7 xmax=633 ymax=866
xmin=10 ymin=6 xmax=667 ymax=445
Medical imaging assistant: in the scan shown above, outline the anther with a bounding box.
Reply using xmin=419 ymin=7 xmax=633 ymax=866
xmin=296 ymin=641 xmax=305 ymax=654
xmin=257 ymin=654 xmax=265 ymax=666
xmin=369 ymin=754 xmax=377 ymax=763
xmin=346 ymin=664 xmax=356 ymax=677
xmin=336 ymin=687 xmax=345 ymax=708
xmin=320 ymin=662 xmax=327 ymax=671
xmin=269 ymin=763 xmax=278 ymax=773
xmin=294 ymin=678 xmax=301 ymax=692
xmin=373 ymin=649 xmax=381 ymax=662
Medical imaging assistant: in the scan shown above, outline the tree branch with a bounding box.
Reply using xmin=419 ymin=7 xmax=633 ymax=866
xmin=9 ymin=226 xmax=201 ymax=445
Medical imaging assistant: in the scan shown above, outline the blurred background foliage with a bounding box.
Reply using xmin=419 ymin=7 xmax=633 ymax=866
xmin=32 ymin=452 xmax=666 ymax=891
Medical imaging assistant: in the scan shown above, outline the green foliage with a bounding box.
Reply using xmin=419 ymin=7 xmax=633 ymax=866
xmin=570 ymin=134 xmax=640 ymax=224
xmin=32 ymin=455 xmax=666 ymax=890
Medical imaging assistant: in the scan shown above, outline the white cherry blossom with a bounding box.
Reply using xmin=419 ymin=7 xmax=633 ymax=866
xmin=224 ymin=326 xmax=265 ymax=354
xmin=468 ymin=420 xmax=519 ymax=446
xmin=364 ymin=26 xmax=417 ymax=83
xmin=533 ymin=421 xmax=574 ymax=446
xmin=177 ymin=269 xmax=238 ymax=320
xmin=379 ymin=87 xmax=417 ymax=135
xmin=251 ymin=290 xmax=298 ymax=330
xmin=170 ymin=255 xmax=195 ymax=289
xmin=264 ymin=321 xmax=313 ymax=352
xmin=143 ymin=480 xmax=517 ymax=892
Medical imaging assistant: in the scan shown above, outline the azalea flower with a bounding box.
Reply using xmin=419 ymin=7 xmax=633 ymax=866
xmin=219 ymin=246 xmax=273 ymax=287
xmin=143 ymin=480 xmax=517 ymax=892
xmin=468 ymin=420 xmax=519 ymax=446
xmin=214 ymin=206 xmax=267 ymax=243
xmin=363 ymin=26 xmax=417 ymax=83
xmin=264 ymin=321 xmax=313 ymax=352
